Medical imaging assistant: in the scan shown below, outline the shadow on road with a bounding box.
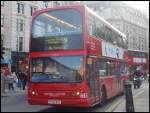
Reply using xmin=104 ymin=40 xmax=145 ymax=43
xmin=38 ymin=94 xmax=124 ymax=112
xmin=38 ymin=106 xmax=98 ymax=112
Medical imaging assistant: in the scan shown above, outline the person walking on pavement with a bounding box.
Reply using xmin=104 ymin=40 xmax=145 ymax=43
xmin=11 ymin=72 xmax=18 ymax=89
xmin=3 ymin=66 xmax=11 ymax=77
xmin=7 ymin=73 xmax=15 ymax=91
xmin=22 ymin=72 xmax=28 ymax=90
xmin=1 ymin=69 xmax=7 ymax=93
xmin=17 ymin=71 xmax=22 ymax=89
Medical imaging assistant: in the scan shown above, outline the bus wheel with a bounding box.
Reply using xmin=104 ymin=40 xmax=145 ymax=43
xmin=101 ymin=87 xmax=107 ymax=106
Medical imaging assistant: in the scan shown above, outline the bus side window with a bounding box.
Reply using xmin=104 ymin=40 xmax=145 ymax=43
xmin=88 ymin=15 xmax=95 ymax=36
xmin=96 ymin=59 xmax=107 ymax=77
xmin=106 ymin=60 xmax=115 ymax=76
xmin=116 ymin=62 xmax=127 ymax=76
xmin=94 ymin=18 xmax=105 ymax=40
xmin=120 ymin=63 xmax=128 ymax=75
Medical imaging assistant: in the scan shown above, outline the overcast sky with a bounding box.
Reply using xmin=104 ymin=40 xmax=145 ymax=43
xmin=122 ymin=1 xmax=149 ymax=17
xmin=123 ymin=1 xmax=149 ymax=17
xmin=123 ymin=1 xmax=149 ymax=10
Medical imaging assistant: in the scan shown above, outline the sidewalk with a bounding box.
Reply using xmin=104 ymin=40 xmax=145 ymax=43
xmin=113 ymin=82 xmax=149 ymax=112
xmin=1 ymin=87 xmax=27 ymax=97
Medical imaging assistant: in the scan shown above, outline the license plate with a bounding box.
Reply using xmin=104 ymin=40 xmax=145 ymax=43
xmin=48 ymin=99 xmax=61 ymax=104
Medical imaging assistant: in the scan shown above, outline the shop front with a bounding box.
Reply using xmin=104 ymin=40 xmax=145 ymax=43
xmin=11 ymin=52 xmax=29 ymax=73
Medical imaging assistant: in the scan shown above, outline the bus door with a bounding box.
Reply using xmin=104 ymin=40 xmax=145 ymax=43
xmin=86 ymin=57 xmax=100 ymax=103
xmin=116 ymin=62 xmax=122 ymax=93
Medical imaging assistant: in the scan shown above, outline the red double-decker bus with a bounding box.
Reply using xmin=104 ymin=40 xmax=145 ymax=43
xmin=125 ymin=49 xmax=149 ymax=80
xmin=28 ymin=5 xmax=129 ymax=107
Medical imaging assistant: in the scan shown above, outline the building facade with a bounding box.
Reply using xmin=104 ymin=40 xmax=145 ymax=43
xmin=39 ymin=1 xmax=78 ymax=9
xmin=1 ymin=1 xmax=13 ymax=69
xmin=83 ymin=1 xmax=149 ymax=53
xmin=1 ymin=1 xmax=39 ymax=72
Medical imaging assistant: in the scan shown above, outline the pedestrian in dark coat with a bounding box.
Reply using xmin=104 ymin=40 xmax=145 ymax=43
xmin=22 ymin=72 xmax=27 ymax=90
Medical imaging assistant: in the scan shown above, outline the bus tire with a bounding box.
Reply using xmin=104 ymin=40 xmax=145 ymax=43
xmin=100 ymin=86 xmax=107 ymax=106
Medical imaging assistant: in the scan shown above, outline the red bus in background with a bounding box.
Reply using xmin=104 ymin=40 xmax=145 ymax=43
xmin=125 ymin=49 xmax=149 ymax=80
xmin=28 ymin=5 xmax=129 ymax=107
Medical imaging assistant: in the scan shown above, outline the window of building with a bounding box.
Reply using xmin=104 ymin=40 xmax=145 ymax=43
xmin=19 ymin=37 xmax=23 ymax=51
xmin=17 ymin=3 xmax=20 ymax=13
xmin=30 ymin=6 xmax=36 ymax=16
xmin=17 ymin=19 xmax=24 ymax=32
xmin=53 ymin=1 xmax=60 ymax=6
xmin=31 ymin=1 xmax=37 ymax=4
xmin=1 ymin=34 xmax=4 ymax=46
xmin=20 ymin=19 xmax=24 ymax=31
xmin=1 ymin=15 xmax=4 ymax=27
xmin=1 ymin=1 xmax=4 ymax=6
xmin=17 ymin=2 xmax=24 ymax=14
xmin=30 ymin=7 xmax=33 ymax=16
xmin=16 ymin=19 xmax=19 ymax=32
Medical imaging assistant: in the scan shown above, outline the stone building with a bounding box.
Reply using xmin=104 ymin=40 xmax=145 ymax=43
xmin=1 ymin=1 xmax=39 ymax=72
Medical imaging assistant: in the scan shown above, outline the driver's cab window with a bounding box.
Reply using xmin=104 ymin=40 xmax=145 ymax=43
xmin=32 ymin=59 xmax=43 ymax=72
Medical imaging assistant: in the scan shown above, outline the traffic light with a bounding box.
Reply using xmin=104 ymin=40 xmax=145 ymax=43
xmin=1 ymin=47 xmax=5 ymax=59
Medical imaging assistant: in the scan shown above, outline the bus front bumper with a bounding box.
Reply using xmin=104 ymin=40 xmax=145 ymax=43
xmin=28 ymin=98 xmax=92 ymax=107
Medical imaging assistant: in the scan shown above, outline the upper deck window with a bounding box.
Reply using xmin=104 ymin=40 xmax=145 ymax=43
xmin=128 ymin=51 xmax=147 ymax=58
xmin=31 ymin=9 xmax=83 ymax=51
xmin=88 ymin=12 xmax=127 ymax=49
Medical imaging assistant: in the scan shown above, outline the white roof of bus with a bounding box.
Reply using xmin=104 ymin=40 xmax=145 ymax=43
xmin=85 ymin=6 xmax=126 ymax=39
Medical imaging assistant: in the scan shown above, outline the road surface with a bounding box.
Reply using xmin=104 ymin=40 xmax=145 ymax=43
xmin=1 ymin=80 xmax=149 ymax=112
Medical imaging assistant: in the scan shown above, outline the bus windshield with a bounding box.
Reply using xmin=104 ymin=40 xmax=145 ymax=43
xmin=31 ymin=9 xmax=83 ymax=51
xmin=31 ymin=56 xmax=84 ymax=83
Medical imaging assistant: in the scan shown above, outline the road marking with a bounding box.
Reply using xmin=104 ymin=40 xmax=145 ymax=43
xmin=133 ymin=90 xmax=145 ymax=99
xmin=105 ymin=82 xmax=149 ymax=112
xmin=105 ymin=99 xmax=123 ymax=112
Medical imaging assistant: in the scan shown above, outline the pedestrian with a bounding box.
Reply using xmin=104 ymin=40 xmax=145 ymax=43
xmin=17 ymin=71 xmax=22 ymax=89
xmin=134 ymin=68 xmax=142 ymax=78
xmin=11 ymin=72 xmax=18 ymax=89
xmin=7 ymin=74 xmax=14 ymax=91
xmin=3 ymin=66 xmax=11 ymax=77
xmin=1 ymin=69 xmax=7 ymax=93
xmin=22 ymin=72 xmax=27 ymax=90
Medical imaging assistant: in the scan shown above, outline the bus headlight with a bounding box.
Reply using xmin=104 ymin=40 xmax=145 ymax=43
xmin=32 ymin=91 xmax=36 ymax=95
xmin=76 ymin=92 xmax=80 ymax=96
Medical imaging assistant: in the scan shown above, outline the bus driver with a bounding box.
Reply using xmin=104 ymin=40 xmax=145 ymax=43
xmin=44 ymin=61 xmax=59 ymax=74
